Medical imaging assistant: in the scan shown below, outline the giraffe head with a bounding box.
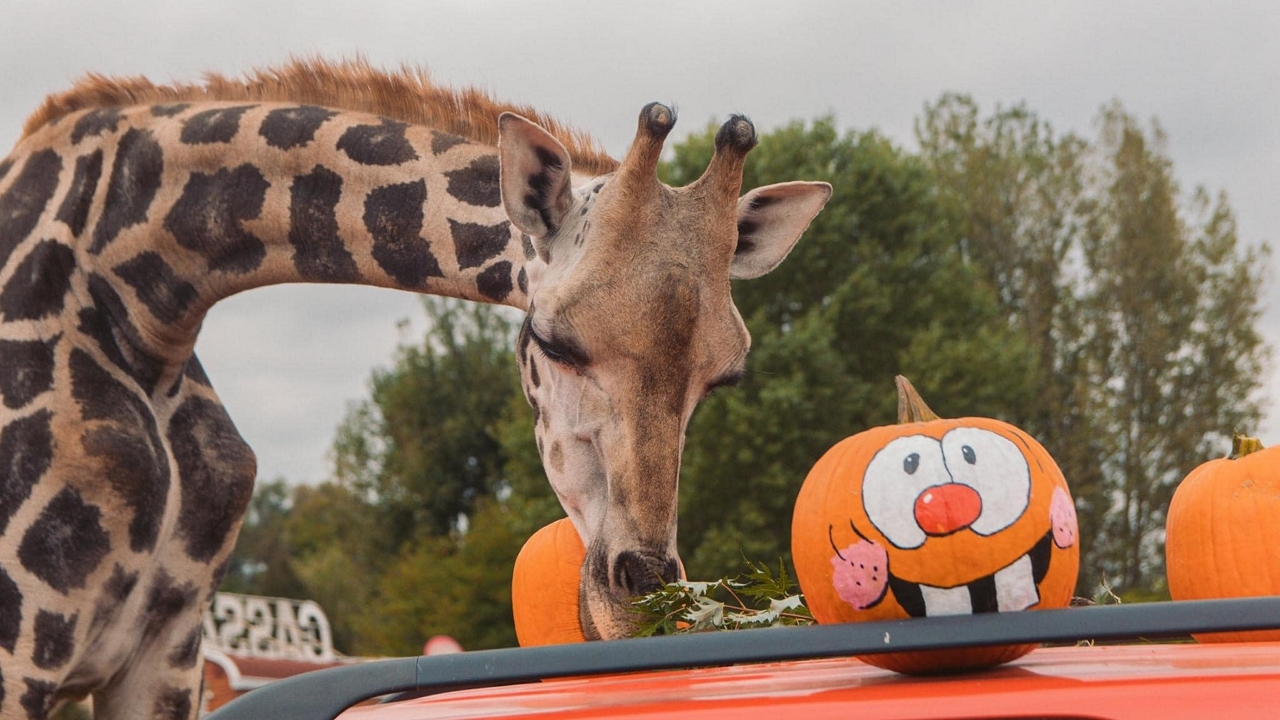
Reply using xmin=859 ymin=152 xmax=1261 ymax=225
xmin=500 ymin=103 xmax=831 ymax=639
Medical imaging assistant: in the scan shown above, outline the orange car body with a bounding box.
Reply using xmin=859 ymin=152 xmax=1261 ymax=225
xmin=342 ymin=641 xmax=1280 ymax=720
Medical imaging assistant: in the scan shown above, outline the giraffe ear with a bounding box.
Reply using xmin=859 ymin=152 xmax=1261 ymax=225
xmin=731 ymin=181 xmax=832 ymax=280
xmin=499 ymin=113 xmax=575 ymax=244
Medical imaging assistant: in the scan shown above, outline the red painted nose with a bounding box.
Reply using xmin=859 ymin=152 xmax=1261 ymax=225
xmin=914 ymin=483 xmax=982 ymax=536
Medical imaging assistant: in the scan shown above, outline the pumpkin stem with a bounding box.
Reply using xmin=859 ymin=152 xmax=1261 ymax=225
xmin=895 ymin=375 xmax=941 ymax=423
xmin=1230 ymin=433 xmax=1265 ymax=459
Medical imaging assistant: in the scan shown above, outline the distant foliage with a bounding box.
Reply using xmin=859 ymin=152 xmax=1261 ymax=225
xmin=917 ymin=96 xmax=1268 ymax=595
xmin=665 ymin=117 xmax=1037 ymax=583
xmin=224 ymin=298 xmax=558 ymax=653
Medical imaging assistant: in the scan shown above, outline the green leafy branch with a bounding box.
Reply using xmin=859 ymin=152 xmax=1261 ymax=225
xmin=630 ymin=559 xmax=814 ymax=637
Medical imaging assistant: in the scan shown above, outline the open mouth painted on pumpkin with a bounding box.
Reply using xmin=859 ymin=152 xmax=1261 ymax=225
xmin=828 ymin=521 xmax=1054 ymax=617
xmin=889 ymin=532 xmax=1053 ymax=618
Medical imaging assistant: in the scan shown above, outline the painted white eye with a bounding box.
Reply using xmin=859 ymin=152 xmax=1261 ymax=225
xmin=862 ymin=435 xmax=949 ymax=549
xmin=940 ymin=427 xmax=1030 ymax=536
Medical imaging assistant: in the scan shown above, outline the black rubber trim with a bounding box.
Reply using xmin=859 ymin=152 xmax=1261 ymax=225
xmin=206 ymin=596 xmax=1280 ymax=720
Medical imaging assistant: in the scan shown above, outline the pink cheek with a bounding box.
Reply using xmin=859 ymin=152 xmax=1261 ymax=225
xmin=1050 ymin=486 xmax=1078 ymax=549
xmin=830 ymin=540 xmax=889 ymax=610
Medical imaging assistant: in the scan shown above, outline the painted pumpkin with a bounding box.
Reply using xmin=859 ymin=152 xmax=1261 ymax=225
xmin=1166 ymin=434 xmax=1280 ymax=643
xmin=792 ymin=376 xmax=1080 ymax=674
xmin=512 ymin=518 xmax=588 ymax=647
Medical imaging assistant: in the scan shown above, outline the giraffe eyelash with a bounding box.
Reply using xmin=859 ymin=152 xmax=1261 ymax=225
xmin=704 ymin=369 xmax=747 ymax=397
xmin=530 ymin=327 xmax=589 ymax=368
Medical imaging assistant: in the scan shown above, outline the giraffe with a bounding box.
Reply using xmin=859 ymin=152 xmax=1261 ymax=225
xmin=0 ymin=59 xmax=831 ymax=719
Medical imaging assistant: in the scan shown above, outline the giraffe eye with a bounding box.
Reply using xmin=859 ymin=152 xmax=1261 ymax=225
xmin=531 ymin=331 xmax=570 ymax=365
xmin=530 ymin=327 xmax=590 ymax=368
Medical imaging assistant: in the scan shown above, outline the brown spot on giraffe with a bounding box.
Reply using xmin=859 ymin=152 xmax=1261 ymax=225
xmin=0 ymin=59 xmax=830 ymax=715
xmin=288 ymin=165 xmax=360 ymax=282
xmin=0 ymin=410 xmax=56 ymax=535
xmin=259 ymin=105 xmax=338 ymax=150
xmin=89 ymin=127 xmax=163 ymax=254
xmin=0 ymin=240 xmax=76 ymax=322
xmin=0 ymin=341 xmax=59 ymax=411
xmin=54 ymin=149 xmax=103 ymax=237
xmin=163 ymin=163 xmax=270 ymax=275
xmin=0 ymin=150 xmax=62 ymax=267
xmin=446 ymin=155 xmax=502 ymax=207
xmin=167 ymin=395 xmax=255 ymax=563
xmin=0 ymin=569 xmax=21 ymax=653
xmin=363 ymin=179 xmax=444 ymax=287
xmin=17 ymin=487 xmax=112 ymax=595
xmin=31 ymin=611 xmax=77 ymax=670
xmin=337 ymin=119 xmax=418 ymax=166
xmin=69 ymin=108 xmax=122 ymax=144
xmin=549 ymin=440 xmax=565 ymax=473
xmin=20 ymin=678 xmax=57 ymax=718
xmin=179 ymin=105 xmax=254 ymax=145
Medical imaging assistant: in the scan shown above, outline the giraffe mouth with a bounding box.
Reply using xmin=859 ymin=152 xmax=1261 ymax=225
xmin=888 ymin=532 xmax=1054 ymax=618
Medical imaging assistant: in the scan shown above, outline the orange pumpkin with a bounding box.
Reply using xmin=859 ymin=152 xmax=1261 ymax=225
xmin=792 ymin=376 xmax=1080 ymax=674
xmin=512 ymin=518 xmax=588 ymax=647
xmin=1166 ymin=434 xmax=1280 ymax=643
xmin=512 ymin=519 xmax=689 ymax=646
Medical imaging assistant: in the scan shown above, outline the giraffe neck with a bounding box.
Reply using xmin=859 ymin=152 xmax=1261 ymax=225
xmin=9 ymin=101 xmax=545 ymax=374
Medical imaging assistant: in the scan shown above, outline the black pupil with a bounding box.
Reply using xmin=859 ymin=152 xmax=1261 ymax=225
xmin=962 ymin=445 xmax=977 ymax=464
xmin=903 ymin=453 xmax=920 ymax=475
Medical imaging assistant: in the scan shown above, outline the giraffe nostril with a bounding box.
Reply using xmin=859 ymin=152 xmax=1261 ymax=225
xmin=612 ymin=551 xmax=679 ymax=596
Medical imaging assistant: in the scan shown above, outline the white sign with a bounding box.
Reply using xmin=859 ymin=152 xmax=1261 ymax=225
xmin=203 ymin=592 xmax=335 ymax=661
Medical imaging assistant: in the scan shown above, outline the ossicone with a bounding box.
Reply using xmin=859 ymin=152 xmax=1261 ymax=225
xmin=618 ymin=102 xmax=677 ymax=189
xmin=693 ymin=114 xmax=758 ymax=204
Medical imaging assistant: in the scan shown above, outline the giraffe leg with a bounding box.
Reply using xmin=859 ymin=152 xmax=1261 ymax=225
xmin=90 ymin=611 xmax=205 ymax=720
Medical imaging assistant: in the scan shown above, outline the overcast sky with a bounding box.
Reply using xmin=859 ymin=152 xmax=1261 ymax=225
xmin=1 ymin=1 xmax=1276 ymax=484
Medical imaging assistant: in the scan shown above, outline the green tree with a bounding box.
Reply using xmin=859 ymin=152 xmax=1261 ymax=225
xmin=665 ymin=118 xmax=1037 ymax=581
xmin=917 ymin=95 xmax=1108 ymax=591
xmin=1081 ymin=104 xmax=1268 ymax=592
xmin=220 ymin=478 xmax=308 ymax=598
xmin=323 ymin=297 xmax=554 ymax=652
xmin=332 ymin=297 xmax=522 ymax=543
xmin=351 ymin=494 xmax=556 ymax=654
xmin=221 ymin=477 xmax=381 ymax=653
xmin=283 ymin=482 xmax=380 ymax=652
xmin=916 ymin=97 xmax=1269 ymax=595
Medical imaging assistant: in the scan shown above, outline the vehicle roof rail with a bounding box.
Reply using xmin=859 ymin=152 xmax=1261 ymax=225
xmin=205 ymin=596 xmax=1280 ymax=720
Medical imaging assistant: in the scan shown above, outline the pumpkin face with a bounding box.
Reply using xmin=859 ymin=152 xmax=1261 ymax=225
xmin=512 ymin=518 xmax=588 ymax=647
xmin=792 ymin=378 xmax=1079 ymax=674
xmin=1166 ymin=436 xmax=1280 ymax=643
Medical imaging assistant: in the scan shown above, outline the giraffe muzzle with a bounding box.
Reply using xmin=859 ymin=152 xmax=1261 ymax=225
xmin=611 ymin=549 xmax=681 ymax=596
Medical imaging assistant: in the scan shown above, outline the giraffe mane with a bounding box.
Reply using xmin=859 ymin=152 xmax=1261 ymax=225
xmin=23 ymin=56 xmax=620 ymax=175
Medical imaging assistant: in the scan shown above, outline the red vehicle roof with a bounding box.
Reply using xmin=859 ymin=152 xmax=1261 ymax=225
xmin=341 ymin=641 xmax=1280 ymax=720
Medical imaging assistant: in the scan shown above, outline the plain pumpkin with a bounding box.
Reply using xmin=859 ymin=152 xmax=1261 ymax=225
xmin=512 ymin=518 xmax=588 ymax=647
xmin=512 ymin=519 xmax=690 ymax=646
xmin=792 ymin=376 xmax=1080 ymax=674
xmin=1166 ymin=434 xmax=1280 ymax=643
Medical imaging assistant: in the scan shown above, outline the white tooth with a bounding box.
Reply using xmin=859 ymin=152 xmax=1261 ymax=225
xmin=920 ymin=584 xmax=972 ymax=616
xmin=995 ymin=554 xmax=1039 ymax=612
